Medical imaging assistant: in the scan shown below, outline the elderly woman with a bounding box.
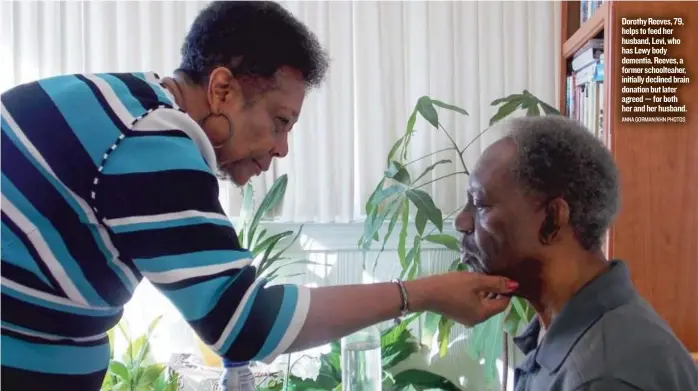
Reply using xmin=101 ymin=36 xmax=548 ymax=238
xmin=0 ymin=1 xmax=517 ymax=389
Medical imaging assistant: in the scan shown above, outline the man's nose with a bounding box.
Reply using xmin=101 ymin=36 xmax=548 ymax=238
xmin=272 ymin=132 xmax=289 ymax=158
xmin=454 ymin=207 xmax=474 ymax=234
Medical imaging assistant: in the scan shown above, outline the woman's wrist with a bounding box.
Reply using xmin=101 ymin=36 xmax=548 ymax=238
xmin=402 ymin=277 xmax=436 ymax=313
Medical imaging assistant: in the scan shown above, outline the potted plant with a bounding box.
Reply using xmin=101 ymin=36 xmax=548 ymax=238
xmin=257 ymin=315 xmax=462 ymax=391
xmin=101 ymin=316 xmax=180 ymax=391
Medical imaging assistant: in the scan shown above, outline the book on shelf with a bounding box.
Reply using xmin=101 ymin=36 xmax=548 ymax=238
xmin=571 ymin=39 xmax=604 ymax=72
xmin=566 ymin=53 xmax=605 ymax=142
xmin=581 ymin=0 xmax=605 ymax=24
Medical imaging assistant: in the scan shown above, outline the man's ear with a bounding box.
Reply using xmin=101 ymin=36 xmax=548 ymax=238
xmin=207 ymin=66 xmax=243 ymax=114
xmin=538 ymin=197 xmax=570 ymax=245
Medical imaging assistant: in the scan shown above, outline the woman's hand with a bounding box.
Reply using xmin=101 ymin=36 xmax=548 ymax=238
xmin=286 ymin=271 xmax=518 ymax=353
xmin=405 ymin=271 xmax=518 ymax=326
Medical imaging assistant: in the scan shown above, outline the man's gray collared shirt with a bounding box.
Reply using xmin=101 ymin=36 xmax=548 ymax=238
xmin=513 ymin=260 xmax=698 ymax=391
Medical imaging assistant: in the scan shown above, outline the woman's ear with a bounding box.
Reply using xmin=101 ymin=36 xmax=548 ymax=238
xmin=207 ymin=66 xmax=243 ymax=114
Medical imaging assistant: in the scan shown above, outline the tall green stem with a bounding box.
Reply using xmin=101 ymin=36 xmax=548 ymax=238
xmin=438 ymin=124 xmax=469 ymax=175
xmin=404 ymin=147 xmax=457 ymax=167
xmin=413 ymin=171 xmax=467 ymax=189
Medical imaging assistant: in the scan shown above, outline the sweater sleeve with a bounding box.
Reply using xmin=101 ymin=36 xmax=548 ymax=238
xmin=92 ymin=108 xmax=309 ymax=363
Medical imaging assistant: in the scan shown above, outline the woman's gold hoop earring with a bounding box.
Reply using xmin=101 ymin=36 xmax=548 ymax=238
xmin=201 ymin=112 xmax=235 ymax=150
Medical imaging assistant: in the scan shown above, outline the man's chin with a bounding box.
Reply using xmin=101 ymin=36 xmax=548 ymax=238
xmin=230 ymin=173 xmax=253 ymax=187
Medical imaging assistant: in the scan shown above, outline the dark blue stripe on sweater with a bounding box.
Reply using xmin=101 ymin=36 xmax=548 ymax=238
xmin=1 ymin=326 xmax=108 ymax=347
xmin=1 ymin=81 xmax=96 ymax=200
xmin=1 ymin=365 xmax=107 ymax=391
xmin=73 ymin=74 xmax=131 ymax=134
xmin=109 ymin=73 xmax=162 ymax=111
xmin=2 ymin=133 xmax=129 ymax=306
xmin=38 ymin=75 xmax=122 ymax=164
xmin=188 ymin=265 xmax=256 ymax=345
xmin=1 ymin=262 xmax=56 ymax=295
xmin=1 ymin=212 xmax=64 ymax=295
xmin=114 ymin=222 xmax=242 ymax=260
xmin=96 ymin=170 xmax=223 ymax=219
xmin=0 ymin=293 xmax=121 ymax=338
xmin=222 ymin=284 xmax=284 ymax=361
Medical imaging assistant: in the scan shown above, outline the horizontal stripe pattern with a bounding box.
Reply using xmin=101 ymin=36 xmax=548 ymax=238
xmin=1 ymin=72 xmax=308 ymax=386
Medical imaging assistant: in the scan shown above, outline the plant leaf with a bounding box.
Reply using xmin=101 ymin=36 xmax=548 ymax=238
xmin=248 ymin=174 xmax=288 ymax=244
xmin=365 ymin=178 xmax=386 ymax=215
xmin=437 ymin=317 xmax=454 ymax=357
xmin=405 ymin=189 xmax=443 ymax=232
xmin=401 ymin=108 xmax=419 ymax=161
xmin=525 ymin=101 xmax=541 ymax=116
xmin=374 ymin=200 xmax=405 ymax=273
xmin=108 ymin=361 xmax=130 ymax=382
xmin=503 ymin=306 xmax=521 ymax=335
xmin=258 ymin=231 xmax=294 ymax=274
xmin=490 ymin=93 xmax=523 ymax=106
xmin=380 ymin=314 xmax=419 ymax=347
xmin=262 ymin=259 xmax=322 ymax=281
xmin=397 ymin=198 xmax=410 ymax=268
xmin=416 ymin=96 xmax=439 ymax=128
xmin=422 ymin=312 xmax=440 ymax=347
xmin=412 ymin=159 xmax=452 ymax=185
xmin=511 ymin=297 xmax=528 ymax=319
xmin=371 ymin=184 xmax=407 ymax=209
xmin=267 ymin=225 xmax=304 ymax=264
xmin=385 ymin=161 xmax=412 ymax=185
xmin=392 ymin=369 xmax=461 ymax=391
xmin=431 ymin=99 xmax=469 ymax=115
xmin=423 ymin=234 xmax=460 ymax=252
xmin=387 ymin=135 xmax=405 ymax=165
xmin=538 ymin=99 xmax=561 ymax=115
xmin=489 ymin=97 xmax=524 ymax=126
xmin=361 ymin=196 xmax=401 ymax=253
xmin=254 ymin=230 xmax=293 ymax=260
xmin=401 ymin=235 xmax=421 ymax=279
xmin=415 ymin=210 xmax=427 ymax=235
xmin=137 ymin=364 xmax=166 ymax=387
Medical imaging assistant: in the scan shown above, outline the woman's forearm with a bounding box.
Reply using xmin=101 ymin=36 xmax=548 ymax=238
xmin=286 ymin=279 xmax=433 ymax=352
xmin=283 ymin=271 xmax=518 ymax=354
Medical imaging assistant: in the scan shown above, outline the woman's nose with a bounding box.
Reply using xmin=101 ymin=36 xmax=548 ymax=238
xmin=272 ymin=132 xmax=289 ymax=158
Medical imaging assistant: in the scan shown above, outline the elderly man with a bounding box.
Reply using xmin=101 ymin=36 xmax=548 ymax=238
xmin=455 ymin=116 xmax=698 ymax=391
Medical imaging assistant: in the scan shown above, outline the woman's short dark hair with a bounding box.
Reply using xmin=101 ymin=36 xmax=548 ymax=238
xmin=179 ymin=1 xmax=329 ymax=89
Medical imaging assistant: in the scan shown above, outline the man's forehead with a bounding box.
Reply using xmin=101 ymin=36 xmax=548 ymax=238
xmin=469 ymin=138 xmax=517 ymax=192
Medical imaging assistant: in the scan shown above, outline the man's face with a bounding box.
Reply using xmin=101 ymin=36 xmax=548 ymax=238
xmin=455 ymin=138 xmax=544 ymax=279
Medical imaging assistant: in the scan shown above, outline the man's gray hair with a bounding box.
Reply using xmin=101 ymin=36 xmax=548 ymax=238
xmin=502 ymin=115 xmax=620 ymax=251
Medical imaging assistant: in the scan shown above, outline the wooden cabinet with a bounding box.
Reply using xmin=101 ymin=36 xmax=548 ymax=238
xmin=559 ymin=1 xmax=698 ymax=352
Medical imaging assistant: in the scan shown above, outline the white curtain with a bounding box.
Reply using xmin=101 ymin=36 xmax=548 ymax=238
xmin=1 ymin=0 xmax=560 ymax=223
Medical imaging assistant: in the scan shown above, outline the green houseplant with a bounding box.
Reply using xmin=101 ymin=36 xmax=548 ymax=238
xmin=358 ymin=91 xmax=559 ymax=385
xmin=101 ymin=316 xmax=180 ymax=391
xmin=236 ymin=174 xmax=316 ymax=283
xmin=258 ymin=316 xmax=462 ymax=391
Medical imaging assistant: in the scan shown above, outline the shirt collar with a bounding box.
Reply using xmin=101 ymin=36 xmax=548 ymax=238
xmin=513 ymin=260 xmax=637 ymax=373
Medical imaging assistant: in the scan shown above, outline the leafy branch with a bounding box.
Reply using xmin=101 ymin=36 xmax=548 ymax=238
xmin=359 ymin=90 xmax=560 ymax=385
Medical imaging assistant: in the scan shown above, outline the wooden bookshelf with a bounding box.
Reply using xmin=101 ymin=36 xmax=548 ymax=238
xmin=559 ymin=1 xmax=698 ymax=353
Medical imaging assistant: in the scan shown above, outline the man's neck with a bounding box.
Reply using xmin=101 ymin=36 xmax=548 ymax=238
xmin=527 ymin=252 xmax=609 ymax=328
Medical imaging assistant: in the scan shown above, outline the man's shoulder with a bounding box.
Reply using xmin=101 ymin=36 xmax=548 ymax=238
xmin=564 ymin=299 xmax=698 ymax=390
